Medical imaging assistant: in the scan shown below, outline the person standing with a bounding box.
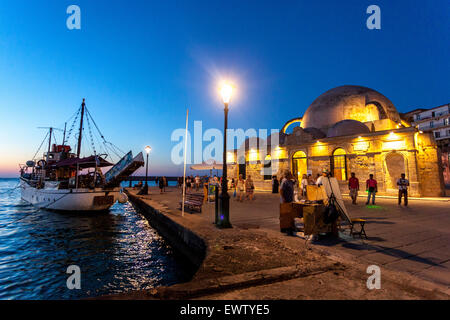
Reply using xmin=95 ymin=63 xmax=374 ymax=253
xmin=158 ymin=176 xmax=164 ymax=194
xmin=237 ymin=174 xmax=245 ymax=202
xmin=280 ymin=171 xmax=294 ymax=204
xmin=366 ymin=174 xmax=377 ymax=205
xmin=272 ymin=176 xmax=279 ymax=194
xmin=348 ymin=172 xmax=360 ymax=205
xmin=163 ymin=176 xmax=167 ymax=192
xmin=292 ymin=176 xmax=300 ymax=202
xmin=280 ymin=171 xmax=295 ymax=236
xmin=245 ymin=175 xmax=255 ymax=201
xmin=301 ymin=174 xmax=308 ymax=198
xmin=186 ymin=176 xmax=191 ymax=192
xmin=315 ymin=173 xmax=322 ymax=185
xmin=230 ymin=178 xmax=236 ymax=198
xmin=316 ymin=169 xmax=329 ymax=186
xmin=397 ymin=173 xmax=410 ymax=206
xmin=195 ymin=175 xmax=200 ymax=191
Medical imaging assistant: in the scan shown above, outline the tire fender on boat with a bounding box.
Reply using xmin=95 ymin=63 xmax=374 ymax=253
xmin=118 ymin=192 xmax=128 ymax=204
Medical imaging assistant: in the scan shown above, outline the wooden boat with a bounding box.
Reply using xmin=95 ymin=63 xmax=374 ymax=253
xmin=19 ymin=99 xmax=144 ymax=212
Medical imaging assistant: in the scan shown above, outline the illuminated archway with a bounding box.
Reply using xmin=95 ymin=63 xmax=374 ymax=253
xmin=281 ymin=117 xmax=302 ymax=134
xmin=331 ymin=148 xmax=347 ymax=181
xmin=384 ymin=152 xmax=406 ymax=191
xmin=292 ymin=151 xmax=307 ymax=181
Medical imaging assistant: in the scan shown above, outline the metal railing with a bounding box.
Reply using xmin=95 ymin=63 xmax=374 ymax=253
xmin=415 ymin=109 xmax=450 ymax=121
xmin=418 ymin=122 xmax=450 ymax=131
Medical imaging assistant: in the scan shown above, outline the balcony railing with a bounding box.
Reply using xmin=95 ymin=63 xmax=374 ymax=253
xmin=435 ymin=133 xmax=450 ymax=140
xmin=415 ymin=109 xmax=450 ymax=121
xmin=419 ymin=122 xmax=450 ymax=131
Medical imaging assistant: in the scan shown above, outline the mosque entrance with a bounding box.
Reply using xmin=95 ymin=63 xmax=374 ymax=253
xmin=292 ymin=151 xmax=307 ymax=181
xmin=385 ymin=152 xmax=405 ymax=191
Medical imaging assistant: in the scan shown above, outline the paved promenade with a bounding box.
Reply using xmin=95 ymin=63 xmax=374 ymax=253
xmin=110 ymin=187 xmax=450 ymax=299
xmin=144 ymin=187 xmax=450 ymax=289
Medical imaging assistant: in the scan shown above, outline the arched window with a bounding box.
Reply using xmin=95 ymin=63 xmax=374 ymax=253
xmin=263 ymin=155 xmax=272 ymax=180
xmin=292 ymin=151 xmax=307 ymax=181
xmin=331 ymin=148 xmax=347 ymax=181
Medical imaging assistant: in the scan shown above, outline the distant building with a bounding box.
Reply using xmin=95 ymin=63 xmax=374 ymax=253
xmin=403 ymin=103 xmax=450 ymax=186
xmin=227 ymin=85 xmax=446 ymax=196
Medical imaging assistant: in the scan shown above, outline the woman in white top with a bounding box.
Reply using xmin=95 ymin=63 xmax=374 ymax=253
xmin=301 ymin=174 xmax=308 ymax=198
xmin=293 ymin=176 xmax=300 ymax=202
xmin=237 ymin=174 xmax=245 ymax=202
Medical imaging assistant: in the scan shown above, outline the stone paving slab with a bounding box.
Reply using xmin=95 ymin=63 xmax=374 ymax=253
xmin=415 ymin=261 xmax=450 ymax=286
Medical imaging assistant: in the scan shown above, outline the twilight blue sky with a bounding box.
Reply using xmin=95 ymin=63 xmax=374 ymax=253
xmin=0 ymin=0 xmax=449 ymax=177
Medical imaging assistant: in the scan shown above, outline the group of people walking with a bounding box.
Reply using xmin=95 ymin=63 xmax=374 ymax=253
xmin=134 ymin=176 xmax=168 ymax=194
xmin=348 ymin=172 xmax=410 ymax=206
xmin=273 ymin=169 xmax=410 ymax=207
xmin=272 ymin=170 xmax=328 ymax=202
xmin=229 ymin=174 xmax=255 ymax=202
xmin=142 ymin=170 xmax=411 ymax=207
xmin=179 ymin=175 xmax=208 ymax=192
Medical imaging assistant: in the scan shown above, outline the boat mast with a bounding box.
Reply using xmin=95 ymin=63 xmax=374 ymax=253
xmin=77 ymin=99 xmax=85 ymax=158
xmin=62 ymin=122 xmax=67 ymax=145
xmin=47 ymin=127 xmax=53 ymax=162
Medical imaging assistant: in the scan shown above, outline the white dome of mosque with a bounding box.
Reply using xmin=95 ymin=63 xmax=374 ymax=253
xmin=300 ymin=85 xmax=401 ymax=130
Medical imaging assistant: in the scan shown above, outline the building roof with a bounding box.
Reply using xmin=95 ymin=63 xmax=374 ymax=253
xmin=300 ymin=85 xmax=401 ymax=130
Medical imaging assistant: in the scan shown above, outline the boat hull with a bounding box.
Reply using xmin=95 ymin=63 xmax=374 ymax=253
xmin=20 ymin=180 xmax=120 ymax=212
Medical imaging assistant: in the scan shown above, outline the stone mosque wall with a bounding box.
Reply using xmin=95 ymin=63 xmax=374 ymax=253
xmin=225 ymin=86 xmax=446 ymax=198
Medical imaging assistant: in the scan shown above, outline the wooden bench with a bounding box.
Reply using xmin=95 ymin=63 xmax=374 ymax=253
xmin=179 ymin=192 xmax=205 ymax=213
xmin=350 ymin=218 xmax=368 ymax=239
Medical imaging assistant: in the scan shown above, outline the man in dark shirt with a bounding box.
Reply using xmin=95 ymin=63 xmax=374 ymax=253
xmin=280 ymin=171 xmax=294 ymax=203
xmin=397 ymin=173 xmax=410 ymax=206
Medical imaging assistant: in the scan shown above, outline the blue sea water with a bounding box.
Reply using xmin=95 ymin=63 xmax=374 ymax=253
xmin=0 ymin=178 xmax=191 ymax=300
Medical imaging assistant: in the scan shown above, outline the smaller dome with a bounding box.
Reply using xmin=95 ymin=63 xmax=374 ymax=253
xmin=303 ymin=127 xmax=326 ymax=139
xmin=327 ymin=120 xmax=370 ymax=138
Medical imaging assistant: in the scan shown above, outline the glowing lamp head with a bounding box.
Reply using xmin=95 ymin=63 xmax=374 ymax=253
xmin=220 ymin=83 xmax=233 ymax=104
xmin=145 ymin=146 xmax=152 ymax=154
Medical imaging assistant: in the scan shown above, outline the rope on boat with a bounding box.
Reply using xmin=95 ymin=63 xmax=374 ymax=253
xmin=65 ymin=106 xmax=81 ymax=145
xmin=85 ymin=106 xmax=126 ymax=159
xmin=85 ymin=112 xmax=97 ymax=155
xmin=32 ymin=132 xmax=49 ymax=161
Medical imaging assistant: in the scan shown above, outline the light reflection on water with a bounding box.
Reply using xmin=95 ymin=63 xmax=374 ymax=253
xmin=0 ymin=178 xmax=192 ymax=300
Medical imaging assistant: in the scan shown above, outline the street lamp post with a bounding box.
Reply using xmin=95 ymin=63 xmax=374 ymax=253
xmin=141 ymin=146 xmax=151 ymax=195
xmin=217 ymin=84 xmax=233 ymax=229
